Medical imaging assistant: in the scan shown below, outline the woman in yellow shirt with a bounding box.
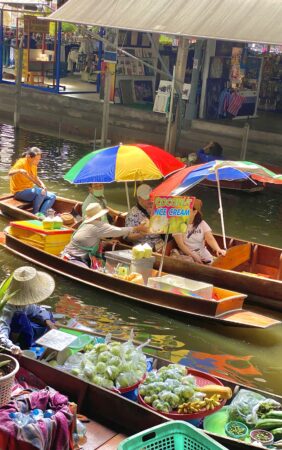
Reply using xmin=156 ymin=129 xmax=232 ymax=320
xmin=9 ymin=147 xmax=56 ymax=215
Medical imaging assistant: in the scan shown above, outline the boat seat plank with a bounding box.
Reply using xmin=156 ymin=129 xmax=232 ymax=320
xmin=83 ymin=420 xmax=120 ymax=450
xmin=1 ymin=197 xmax=32 ymax=210
xmin=212 ymin=243 xmax=251 ymax=270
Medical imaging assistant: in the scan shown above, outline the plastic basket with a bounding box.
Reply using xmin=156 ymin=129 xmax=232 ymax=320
xmin=118 ymin=420 xmax=228 ymax=450
xmin=0 ymin=354 xmax=20 ymax=407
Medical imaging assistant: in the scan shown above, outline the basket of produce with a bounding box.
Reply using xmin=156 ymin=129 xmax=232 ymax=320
xmin=138 ymin=364 xmax=232 ymax=420
xmin=62 ymin=337 xmax=148 ymax=395
xmin=0 ymin=354 xmax=20 ymax=407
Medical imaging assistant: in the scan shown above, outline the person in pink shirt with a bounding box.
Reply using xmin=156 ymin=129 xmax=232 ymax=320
xmin=172 ymin=199 xmax=226 ymax=264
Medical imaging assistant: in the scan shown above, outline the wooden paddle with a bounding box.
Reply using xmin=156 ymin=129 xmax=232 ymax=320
xmin=212 ymin=243 xmax=251 ymax=270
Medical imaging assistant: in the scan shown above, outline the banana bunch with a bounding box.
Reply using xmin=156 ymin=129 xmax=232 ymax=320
xmin=178 ymin=400 xmax=206 ymax=414
xmin=178 ymin=394 xmax=222 ymax=414
xmin=204 ymin=394 xmax=221 ymax=410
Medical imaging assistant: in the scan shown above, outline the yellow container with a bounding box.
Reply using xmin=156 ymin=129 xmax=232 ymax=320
xmin=9 ymin=220 xmax=73 ymax=256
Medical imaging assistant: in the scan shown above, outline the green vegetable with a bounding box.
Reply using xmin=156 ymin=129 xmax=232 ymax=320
xmin=265 ymin=411 xmax=282 ymax=420
xmin=257 ymin=399 xmax=281 ymax=417
xmin=255 ymin=419 xmax=282 ymax=430
xmin=272 ymin=428 xmax=282 ymax=441
xmin=0 ymin=360 xmax=10 ymax=368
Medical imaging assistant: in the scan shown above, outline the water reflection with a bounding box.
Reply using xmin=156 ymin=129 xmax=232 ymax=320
xmin=0 ymin=124 xmax=282 ymax=394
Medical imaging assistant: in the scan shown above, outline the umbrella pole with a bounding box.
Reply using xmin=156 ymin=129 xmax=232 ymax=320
xmin=215 ymin=169 xmax=227 ymax=250
xmin=125 ymin=182 xmax=131 ymax=211
xmin=158 ymin=233 xmax=169 ymax=277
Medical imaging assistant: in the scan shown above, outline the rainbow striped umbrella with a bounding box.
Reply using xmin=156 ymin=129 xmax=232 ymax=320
xmin=152 ymin=160 xmax=282 ymax=248
xmin=64 ymin=144 xmax=185 ymax=184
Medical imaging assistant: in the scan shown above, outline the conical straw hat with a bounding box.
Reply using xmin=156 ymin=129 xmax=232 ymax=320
xmin=7 ymin=266 xmax=55 ymax=306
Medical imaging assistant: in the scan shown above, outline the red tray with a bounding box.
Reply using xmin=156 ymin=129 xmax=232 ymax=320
xmin=113 ymin=372 xmax=147 ymax=394
xmin=138 ymin=368 xmax=226 ymax=420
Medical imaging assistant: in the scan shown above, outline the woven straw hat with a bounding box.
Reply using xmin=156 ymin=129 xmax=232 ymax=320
xmin=84 ymin=202 xmax=108 ymax=224
xmin=7 ymin=266 xmax=55 ymax=306
xmin=61 ymin=212 xmax=75 ymax=226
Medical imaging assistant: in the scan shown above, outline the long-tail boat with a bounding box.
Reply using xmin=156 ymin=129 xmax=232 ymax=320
xmin=7 ymin=332 xmax=282 ymax=450
xmin=1 ymin=224 xmax=279 ymax=328
xmin=1 ymin=193 xmax=281 ymax=310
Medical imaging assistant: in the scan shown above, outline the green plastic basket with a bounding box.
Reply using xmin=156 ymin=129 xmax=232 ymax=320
xmin=118 ymin=421 xmax=228 ymax=450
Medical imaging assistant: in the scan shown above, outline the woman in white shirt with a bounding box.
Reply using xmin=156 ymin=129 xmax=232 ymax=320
xmin=172 ymin=199 xmax=226 ymax=264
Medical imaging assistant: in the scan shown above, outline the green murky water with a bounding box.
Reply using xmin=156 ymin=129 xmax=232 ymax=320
xmin=0 ymin=123 xmax=282 ymax=394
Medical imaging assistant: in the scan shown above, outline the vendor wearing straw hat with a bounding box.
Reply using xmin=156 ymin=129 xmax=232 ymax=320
xmin=0 ymin=266 xmax=55 ymax=354
xmin=61 ymin=202 xmax=149 ymax=267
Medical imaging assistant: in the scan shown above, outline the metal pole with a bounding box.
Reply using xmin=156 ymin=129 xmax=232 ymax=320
xmin=215 ymin=169 xmax=227 ymax=250
xmin=164 ymin=65 xmax=176 ymax=151
xmin=158 ymin=233 xmax=169 ymax=277
xmin=55 ymin=21 xmax=62 ymax=93
xmin=125 ymin=182 xmax=130 ymax=210
xmin=100 ymin=64 xmax=111 ymax=148
xmin=254 ymin=56 xmax=264 ymax=117
xmin=14 ymin=38 xmax=23 ymax=129
xmin=240 ymin=122 xmax=250 ymax=160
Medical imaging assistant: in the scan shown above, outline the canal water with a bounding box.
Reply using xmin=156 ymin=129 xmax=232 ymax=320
xmin=0 ymin=123 xmax=282 ymax=394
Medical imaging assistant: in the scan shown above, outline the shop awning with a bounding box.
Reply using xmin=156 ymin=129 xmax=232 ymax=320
xmin=47 ymin=0 xmax=282 ymax=45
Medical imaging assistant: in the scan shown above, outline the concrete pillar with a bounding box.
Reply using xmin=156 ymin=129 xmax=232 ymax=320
xmin=199 ymin=39 xmax=216 ymax=119
xmin=167 ymin=36 xmax=189 ymax=154
xmin=14 ymin=42 xmax=24 ymax=129
xmin=185 ymin=39 xmax=204 ymax=122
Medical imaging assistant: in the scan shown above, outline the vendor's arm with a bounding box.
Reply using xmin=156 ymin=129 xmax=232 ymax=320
xmin=107 ymin=206 xmax=126 ymax=220
xmin=173 ymin=234 xmax=203 ymax=264
xmin=204 ymin=231 xmax=226 ymax=257
xmin=9 ymin=161 xmax=45 ymax=190
xmin=33 ymin=174 xmax=46 ymax=191
xmin=98 ymin=222 xmax=149 ymax=239
xmin=0 ymin=305 xmax=16 ymax=349
xmin=28 ymin=305 xmax=55 ymax=329
xmin=125 ymin=214 xmax=149 ymax=241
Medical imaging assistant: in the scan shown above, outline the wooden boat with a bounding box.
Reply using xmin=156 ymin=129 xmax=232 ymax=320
xmin=201 ymin=178 xmax=264 ymax=192
xmin=1 ymin=192 xmax=282 ymax=310
xmin=10 ymin=334 xmax=282 ymax=450
xmin=1 ymin=226 xmax=279 ymax=329
xmin=0 ymin=193 xmax=80 ymax=222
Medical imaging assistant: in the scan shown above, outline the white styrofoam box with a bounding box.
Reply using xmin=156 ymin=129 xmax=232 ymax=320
xmin=147 ymin=274 xmax=213 ymax=299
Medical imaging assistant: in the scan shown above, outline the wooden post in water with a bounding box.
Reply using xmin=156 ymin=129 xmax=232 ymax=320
xmin=100 ymin=64 xmax=111 ymax=148
xmin=14 ymin=39 xmax=24 ymax=129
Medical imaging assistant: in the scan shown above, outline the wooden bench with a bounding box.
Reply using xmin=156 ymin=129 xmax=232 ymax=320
xmin=212 ymin=243 xmax=252 ymax=270
xmin=1 ymin=197 xmax=32 ymax=210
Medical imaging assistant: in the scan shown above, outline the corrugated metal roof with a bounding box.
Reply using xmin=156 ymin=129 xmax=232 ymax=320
xmin=47 ymin=0 xmax=282 ymax=45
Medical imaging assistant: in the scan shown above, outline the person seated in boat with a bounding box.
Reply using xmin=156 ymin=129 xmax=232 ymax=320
xmin=187 ymin=142 xmax=223 ymax=166
xmin=0 ymin=266 xmax=56 ymax=355
xmin=8 ymin=147 xmax=56 ymax=215
xmin=171 ymin=199 xmax=226 ymax=264
xmin=82 ymin=183 xmax=124 ymax=223
xmin=196 ymin=141 xmax=223 ymax=164
xmin=125 ymin=184 xmax=164 ymax=253
xmin=61 ymin=202 xmax=149 ymax=267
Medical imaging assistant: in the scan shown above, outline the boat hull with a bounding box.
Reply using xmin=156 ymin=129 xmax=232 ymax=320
xmin=2 ymin=232 xmax=279 ymax=328
xmin=1 ymin=194 xmax=281 ymax=309
xmin=14 ymin=349 xmax=282 ymax=450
